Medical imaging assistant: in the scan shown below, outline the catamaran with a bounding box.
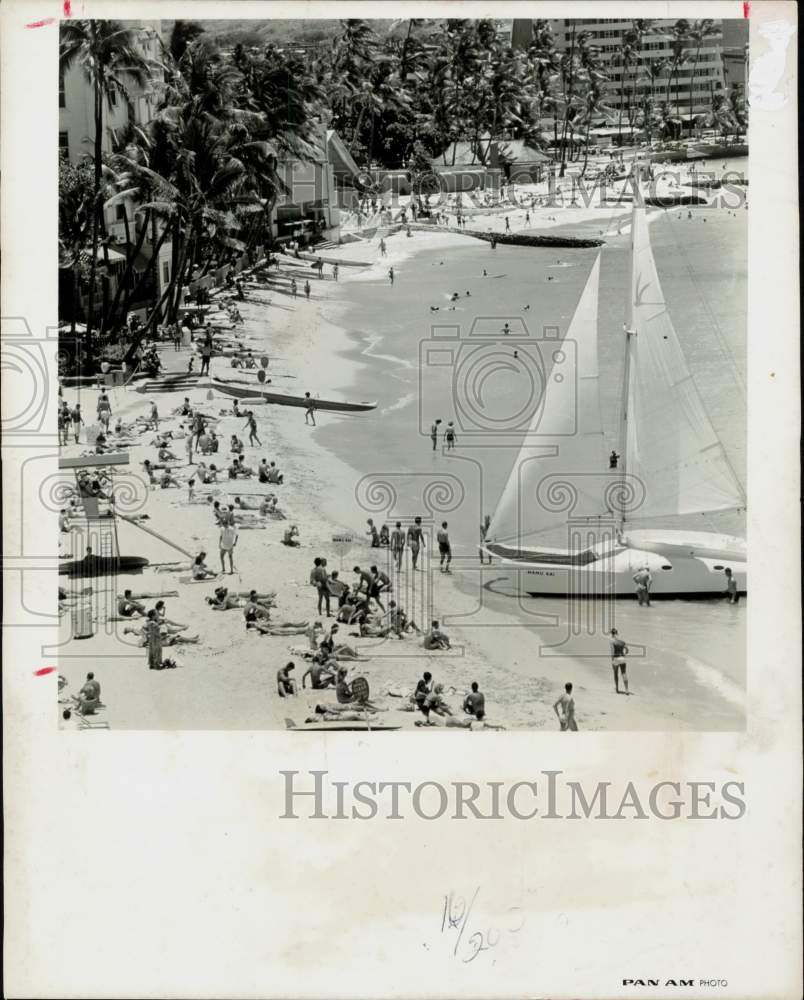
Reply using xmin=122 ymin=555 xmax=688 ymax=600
xmin=483 ymin=206 xmax=747 ymax=598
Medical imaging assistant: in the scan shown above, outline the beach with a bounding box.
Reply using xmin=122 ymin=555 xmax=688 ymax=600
xmin=58 ymin=193 xmax=746 ymax=733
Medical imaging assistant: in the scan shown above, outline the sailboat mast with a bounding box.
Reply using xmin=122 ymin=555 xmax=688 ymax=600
xmin=617 ymin=206 xmax=638 ymax=532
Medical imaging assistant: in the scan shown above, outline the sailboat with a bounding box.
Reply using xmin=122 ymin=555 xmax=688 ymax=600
xmin=483 ymin=206 xmax=747 ymax=598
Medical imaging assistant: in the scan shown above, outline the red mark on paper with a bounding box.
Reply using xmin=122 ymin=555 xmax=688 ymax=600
xmin=743 ymin=1 xmax=750 ymax=17
xmin=64 ymin=0 xmax=72 ymax=16
xmin=26 ymin=17 xmax=55 ymax=28
xmin=34 ymin=666 xmax=57 ymax=676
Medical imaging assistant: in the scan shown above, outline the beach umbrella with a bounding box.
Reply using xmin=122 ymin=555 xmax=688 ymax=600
xmin=257 ymin=370 xmax=266 ymax=383
xmin=260 ymin=356 xmax=269 ymax=369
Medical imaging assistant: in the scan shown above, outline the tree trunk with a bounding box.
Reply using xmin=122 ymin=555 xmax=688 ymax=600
xmin=105 ymin=206 xmax=149 ymax=334
xmin=85 ymin=78 xmax=103 ymax=371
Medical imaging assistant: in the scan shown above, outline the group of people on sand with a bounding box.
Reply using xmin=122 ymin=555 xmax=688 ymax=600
xmin=364 ymin=516 xmax=429 ymax=572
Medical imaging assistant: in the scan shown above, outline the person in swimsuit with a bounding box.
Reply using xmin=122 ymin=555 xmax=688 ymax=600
xmin=388 ymin=266 xmax=394 ymax=285
xmin=407 ymin=517 xmax=426 ymax=571
xmin=609 ymin=628 xmax=630 ymax=694
xmin=304 ymin=393 xmax=316 ymax=426
xmin=71 ymin=404 xmax=84 ymax=443
xmin=368 ymin=565 xmax=391 ymax=612
xmin=366 ymin=519 xmax=380 ymax=547
xmin=430 ymin=418 xmax=442 ymax=451
xmin=436 ymin=521 xmax=452 ymax=573
xmin=724 ymin=567 xmax=739 ymax=604
xmin=277 ymin=662 xmax=297 ymax=698
xmin=390 ymin=521 xmax=405 ymax=571
xmin=553 ymin=682 xmax=578 ymax=730
xmin=414 ymin=671 xmax=433 ymax=722
xmin=633 ymin=566 xmax=652 ymax=606
xmin=463 ymin=682 xmax=485 ymax=720
xmin=243 ymin=412 xmax=261 ymax=447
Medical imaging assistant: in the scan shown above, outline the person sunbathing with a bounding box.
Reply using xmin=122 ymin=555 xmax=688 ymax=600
xmin=230 ymin=435 xmax=244 ymax=455
xmin=153 ymin=600 xmax=188 ymax=631
xmin=192 ymin=551 xmax=217 ymax=580
xmin=331 ymin=669 xmax=378 ymax=712
xmin=207 ymin=586 xmax=241 ymax=611
xmin=244 ymin=593 xmax=272 ymax=629
xmin=118 ymin=589 xmax=147 ymax=618
xmin=277 ymin=663 xmax=297 ymax=697
xmin=250 ymin=620 xmax=309 ymax=637
xmin=302 ymin=657 xmax=336 ymax=690
xmin=233 ymin=495 xmax=261 ymax=512
xmin=159 ymin=470 xmax=182 ymax=489
xmin=388 ymin=601 xmax=421 ymax=637
xmin=265 ymin=461 xmax=283 ymax=484
xmin=423 ymin=620 xmax=451 ymax=650
xmin=282 ymin=525 xmax=300 ymax=547
xmin=158 ymin=445 xmax=178 ymax=462
xmin=123 ymin=622 xmax=199 ymax=644
xmin=261 ymin=496 xmax=284 ymax=518
xmin=228 ymin=456 xmax=253 ymax=479
xmin=318 ymin=624 xmax=359 ymax=660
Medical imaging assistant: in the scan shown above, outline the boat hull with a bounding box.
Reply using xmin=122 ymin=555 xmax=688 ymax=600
xmin=211 ymin=378 xmax=377 ymax=412
xmin=485 ymin=531 xmax=746 ymax=598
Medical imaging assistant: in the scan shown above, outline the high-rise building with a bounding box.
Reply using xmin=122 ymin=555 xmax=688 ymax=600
xmin=509 ymin=19 xmax=745 ymax=120
xmin=58 ymin=21 xmax=173 ymax=323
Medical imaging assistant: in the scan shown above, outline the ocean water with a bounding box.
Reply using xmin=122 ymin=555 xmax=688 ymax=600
xmin=315 ymin=200 xmax=747 ymax=719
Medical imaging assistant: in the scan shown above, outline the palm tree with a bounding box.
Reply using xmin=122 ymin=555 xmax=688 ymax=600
xmin=58 ymin=159 xmax=94 ymax=342
xmin=59 ymin=20 xmax=153 ymax=369
xmin=686 ymin=19 xmax=719 ymax=123
xmin=665 ymin=20 xmax=691 ymax=120
xmin=624 ymin=20 xmax=654 ymax=140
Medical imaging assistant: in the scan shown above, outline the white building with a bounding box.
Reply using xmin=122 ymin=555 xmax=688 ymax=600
xmin=59 ymin=20 xmax=173 ymax=318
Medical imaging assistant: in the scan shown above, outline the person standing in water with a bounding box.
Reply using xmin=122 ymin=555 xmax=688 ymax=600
xmin=724 ymin=567 xmax=739 ymax=604
xmin=388 ymin=266 xmax=395 ymax=286
xmin=407 ymin=516 xmax=425 ymax=571
xmin=633 ymin=566 xmax=652 ymax=606
xmin=304 ymin=280 xmax=311 ymax=300
xmin=291 ymin=278 xmax=297 ymax=299
xmin=553 ymin=682 xmax=578 ymax=731
xmin=444 ymin=422 xmax=456 ymax=450
xmin=609 ymin=628 xmax=630 ymax=695
xmin=609 ymin=450 xmax=619 ymax=469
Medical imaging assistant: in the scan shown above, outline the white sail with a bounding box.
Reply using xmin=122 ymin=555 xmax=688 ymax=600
xmin=623 ymin=208 xmax=746 ymax=520
xmin=488 ymin=255 xmax=610 ymax=548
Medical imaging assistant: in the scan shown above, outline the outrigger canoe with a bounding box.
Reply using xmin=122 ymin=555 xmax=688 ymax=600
xmin=211 ymin=377 xmax=377 ymax=412
xmin=59 ymin=555 xmax=149 ymax=577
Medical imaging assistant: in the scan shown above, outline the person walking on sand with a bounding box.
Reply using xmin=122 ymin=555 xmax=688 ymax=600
xmin=148 ymin=400 xmax=159 ymax=432
xmin=219 ymin=522 xmax=238 ymax=575
xmin=609 ymin=628 xmax=630 ymax=695
xmin=430 ymin=418 xmax=442 ymax=451
xmin=379 ymin=238 xmax=387 ymax=256
xmin=333 ymin=263 xmax=339 ymax=282
xmin=390 ymin=521 xmax=405 ymax=571
xmin=609 ymin=449 xmax=619 ymax=469
xmin=388 ymin=266 xmax=395 ymax=286
xmin=505 ymin=216 xmax=511 ymax=233
xmin=97 ymin=391 xmax=112 ymax=432
xmin=724 ymin=567 xmax=739 ymax=604
xmin=553 ymin=682 xmax=578 ymax=731
xmin=304 ymin=280 xmax=311 ymax=301
xmin=407 ymin=516 xmax=425 ymax=571
xmin=304 ymin=392 xmax=316 ymax=426
xmin=244 ymin=411 xmax=261 ymax=447
xmin=184 ymin=430 xmax=194 ymax=466
xmin=444 ymin=422 xmax=456 ymax=450
xmin=633 ymin=566 xmax=652 ymax=606
xmin=67 ymin=403 xmax=84 ymax=443
xmin=291 ymin=278 xmax=298 ymax=299
xmin=310 ymin=558 xmax=331 ymax=617
xmin=437 ymin=521 xmax=452 ymax=573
